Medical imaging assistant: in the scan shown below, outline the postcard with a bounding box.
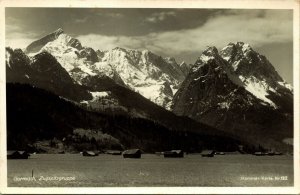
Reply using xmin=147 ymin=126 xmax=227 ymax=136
xmin=0 ymin=0 xmax=299 ymax=194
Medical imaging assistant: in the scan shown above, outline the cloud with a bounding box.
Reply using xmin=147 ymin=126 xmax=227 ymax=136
xmin=77 ymin=34 xmax=143 ymax=51
xmin=5 ymin=31 xmax=37 ymax=49
xmin=77 ymin=10 xmax=292 ymax=58
xmin=5 ymin=17 xmax=38 ymax=49
xmin=146 ymin=9 xmax=292 ymax=55
xmin=5 ymin=37 xmax=36 ymax=50
xmin=7 ymin=9 xmax=291 ymax=57
xmin=6 ymin=23 xmax=21 ymax=32
xmin=145 ymin=11 xmax=176 ymax=23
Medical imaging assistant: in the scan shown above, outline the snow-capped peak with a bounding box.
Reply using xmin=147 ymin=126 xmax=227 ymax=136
xmin=220 ymin=42 xmax=253 ymax=62
xmin=203 ymin=46 xmax=219 ymax=56
xmin=241 ymin=43 xmax=251 ymax=52
xmin=96 ymin=47 xmax=185 ymax=109
xmin=219 ymin=42 xmax=292 ymax=109
xmin=25 ymin=28 xmax=69 ymax=54
xmin=192 ymin=47 xmax=219 ymax=72
xmin=236 ymin=42 xmax=252 ymax=51
xmin=53 ymin=28 xmax=64 ymax=38
xmin=142 ymin=49 xmax=151 ymax=54
xmin=112 ymin=47 xmax=126 ymax=52
xmin=188 ymin=42 xmax=292 ymax=109
xmin=25 ymin=28 xmax=185 ymax=109
xmin=26 ymin=28 xmax=84 ymax=54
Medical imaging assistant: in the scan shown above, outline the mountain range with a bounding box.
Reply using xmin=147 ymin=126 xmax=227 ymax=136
xmin=24 ymin=28 xmax=188 ymax=109
xmin=6 ymin=28 xmax=293 ymax=153
xmin=172 ymin=43 xmax=293 ymax=151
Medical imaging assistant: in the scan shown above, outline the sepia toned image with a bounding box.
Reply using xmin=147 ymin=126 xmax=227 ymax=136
xmin=1 ymin=0 xmax=299 ymax=194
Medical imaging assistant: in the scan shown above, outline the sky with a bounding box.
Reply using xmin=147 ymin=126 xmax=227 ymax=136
xmin=5 ymin=8 xmax=293 ymax=83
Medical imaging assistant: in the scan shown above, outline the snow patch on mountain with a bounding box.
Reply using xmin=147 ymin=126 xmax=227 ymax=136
xmin=220 ymin=42 xmax=292 ymax=109
xmin=241 ymin=43 xmax=251 ymax=52
xmin=135 ymin=84 xmax=163 ymax=102
xmin=192 ymin=47 xmax=218 ymax=73
xmin=41 ymin=34 xmax=83 ymax=71
xmin=239 ymin=75 xmax=277 ymax=108
xmin=278 ymin=81 xmax=293 ymax=92
xmin=90 ymin=91 xmax=109 ymax=101
xmin=218 ymin=102 xmax=230 ymax=109
xmin=192 ymin=58 xmax=210 ymax=72
xmin=170 ymin=85 xmax=178 ymax=95
xmin=95 ymin=47 xmax=183 ymax=108
xmin=232 ymin=60 xmax=241 ymax=71
xmin=194 ymin=75 xmax=206 ymax=81
xmin=78 ymin=64 xmax=97 ymax=76
xmin=222 ymin=56 xmax=230 ymax=61
xmin=179 ymin=61 xmax=186 ymax=66
xmin=200 ymin=55 xmax=214 ymax=63
xmin=80 ymin=91 xmax=111 ymax=104
xmin=92 ymin=62 xmax=116 ymax=77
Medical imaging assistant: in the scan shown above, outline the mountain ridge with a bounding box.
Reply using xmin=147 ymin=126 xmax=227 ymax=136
xmin=172 ymin=43 xmax=293 ymax=152
xmin=24 ymin=28 xmax=186 ymax=109
xmin=6 ymin=45 xmax=237 ymax=142
xmin=6 ymin=29 xmax=293 ymax=152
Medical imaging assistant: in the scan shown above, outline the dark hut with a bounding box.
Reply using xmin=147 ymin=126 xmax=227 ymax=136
xmin=201 ymin=150 xmax=215 ymax=157
xmin=266 ymin=150 xmax=282 ymax=156
xmin=123 ymin=149 xmax=141 ymax=158
xmin=7 ymin=151 xmax=30 ymax=159
xmin=163 ymin=150 xmax=184 ymax=158
xmin=82 ymin=151 xmax=98 ymax=157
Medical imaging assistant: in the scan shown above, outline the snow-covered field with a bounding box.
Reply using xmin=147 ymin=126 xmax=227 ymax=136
xmin=7 ymin=154 xmax=293 ymax=187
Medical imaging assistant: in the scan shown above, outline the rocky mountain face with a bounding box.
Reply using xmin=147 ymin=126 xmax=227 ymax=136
xmin=6 ymin=28 xmax=294 ymax=153
xmin=179 ymin=61 xmax=192 ymax=76
xmin=23 ymin=29 xmax=185 ymax=109
xmin=6 ymin=47 xmax=91 ymax=101
xmin=172 ymin=43 xmax=293 ymax=152
xmin=94 ymin=48 xmax=185 ymax=109
xmin=220 ymin=42 xmax=293 ymax=111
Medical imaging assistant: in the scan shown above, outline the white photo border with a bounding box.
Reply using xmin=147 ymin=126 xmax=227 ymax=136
xmin=0 ymin=0 xmax=299 ymax=194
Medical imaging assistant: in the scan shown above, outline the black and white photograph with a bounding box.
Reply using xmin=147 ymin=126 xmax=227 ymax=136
xmin=0 ymin=0 xmax=299 ymax=194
